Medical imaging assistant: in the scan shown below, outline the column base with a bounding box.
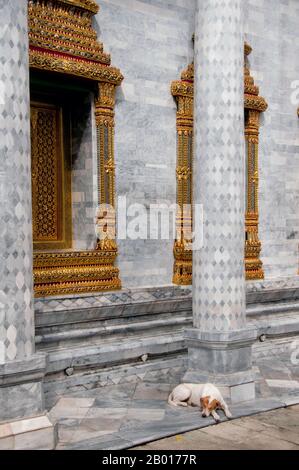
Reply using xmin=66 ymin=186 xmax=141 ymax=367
xmin=0 ymin=413 xmax=56 ymax=450
xmin=0 ymin=354 xmax=55 ymax=447
xmin=183 ymin=328 xmax=257 ymax=403
xmin=0 ymin=354 xmax=47 ymax=422
xmin=245 ymin=257 xmax=264 ymax=281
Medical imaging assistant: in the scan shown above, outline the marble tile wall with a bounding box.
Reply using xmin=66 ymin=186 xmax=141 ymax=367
xmin=71 ymin=94 xmax=98 ymax=251
xmin=245 ymin=0 xmax=299 ymax=279
xmin=94 ymin=0 xmax=196 ymax=287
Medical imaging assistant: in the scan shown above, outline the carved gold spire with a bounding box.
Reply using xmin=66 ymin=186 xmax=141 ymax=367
xmin=58 ymin=0 xmax=99 ymax=13
xmin=244 ymin=43 xmax=267 ymax=113
xmin=28 ymin=0 xmax=123 ymax=84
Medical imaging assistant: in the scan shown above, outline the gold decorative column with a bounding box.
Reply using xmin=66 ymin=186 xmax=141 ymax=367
xmin=95 ymin=81 xmax=118 ymax=252
xmin=171 ymin=64 xmax=194 ymax=285
xmin=244 ymin=43 xmax=268 ymax=280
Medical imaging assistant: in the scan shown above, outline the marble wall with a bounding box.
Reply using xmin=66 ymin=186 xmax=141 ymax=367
xmin=71 ymin=94 xmax=98 ymax=251
xmin=92 ymin=0 xmax=299 ymax=287
xmin=95 ymin=0 xmax=196 ymax=287
xmin=245 ymin=0 xmax=299 ymax=279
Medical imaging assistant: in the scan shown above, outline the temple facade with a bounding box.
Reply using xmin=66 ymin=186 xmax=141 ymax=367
xmin=1 ymin=0 xmax=299 ymax=449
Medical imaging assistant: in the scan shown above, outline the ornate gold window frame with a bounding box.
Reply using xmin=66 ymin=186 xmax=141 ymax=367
xmin=172 ymin=43 xmax=267 ymax=285
xmin=28 ymin=0 xmax=124 ymax=297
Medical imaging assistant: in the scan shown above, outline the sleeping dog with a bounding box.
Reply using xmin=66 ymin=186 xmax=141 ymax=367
xmin=168 ymin=383 xmax=232 ymax=423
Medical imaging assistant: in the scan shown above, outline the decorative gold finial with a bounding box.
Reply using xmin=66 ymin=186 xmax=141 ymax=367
xmin=58 ymin=0 xmax=99 ymax=14
xmin=245 ymin=42 xmax=252 ymax=57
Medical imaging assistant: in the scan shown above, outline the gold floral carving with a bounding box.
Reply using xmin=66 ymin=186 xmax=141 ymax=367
xmin=33 ymin=250 xmax=120 ymax=297
xmin=57 ymin=0 xmax=99 ymax=14
xmin=29 ymin=50 xmax=123 ymax=85
xmin=28 ymin=0 xmax=123 ymax=84
xmin=31 ymin=105 xmax=59 ymax=242
xmin=28 ymin=0 xmax=123 ymax=296
xmin=172 ymin=63 xmax=194 ymax=285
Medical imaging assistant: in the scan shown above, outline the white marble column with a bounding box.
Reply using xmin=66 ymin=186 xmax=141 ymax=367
xmin=0 ymin=0 xmax=54 ymax=449
xmin=184 ymin=0 xmax=257 ymax=402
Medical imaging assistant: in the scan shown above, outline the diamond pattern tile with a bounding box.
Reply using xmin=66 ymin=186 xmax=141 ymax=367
xmin=193 ymin=0 xmax=246 ymax=332
xmin=0 ymin=0 xmax=34 ymax=362
xmin=34 ymin=286 xmax=192 ymax=313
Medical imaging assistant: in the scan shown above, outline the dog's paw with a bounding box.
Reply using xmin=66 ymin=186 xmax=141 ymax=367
xmin=226 ymin=411 xmax=233 ymax=419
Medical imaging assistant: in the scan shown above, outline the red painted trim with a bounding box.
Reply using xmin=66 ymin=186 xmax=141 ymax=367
xmin=29 ymin=45 xmax=109 ymax=67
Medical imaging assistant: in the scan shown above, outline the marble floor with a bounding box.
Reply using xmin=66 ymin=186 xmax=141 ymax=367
xmin=49 ymin=351 xmax=299 ymax=450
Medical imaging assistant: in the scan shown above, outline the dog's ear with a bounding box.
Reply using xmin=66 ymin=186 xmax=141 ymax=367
xmin=209 ymin=399 xmax=219 ymax=411
xmin=200 ymin=396 xmax=210 ymax=408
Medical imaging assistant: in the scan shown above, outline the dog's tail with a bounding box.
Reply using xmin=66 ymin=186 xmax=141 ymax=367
xmin=168 ymin=392 xmax=177 ymax=406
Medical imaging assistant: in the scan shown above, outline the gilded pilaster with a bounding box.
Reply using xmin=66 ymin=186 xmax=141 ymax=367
xmin=172 ymin=64 xmax=194 ymax=285
xmin=244 ymin=43 xmax=268 ymax=280
xmin=95 ymin=82 xmax=119 ymax=253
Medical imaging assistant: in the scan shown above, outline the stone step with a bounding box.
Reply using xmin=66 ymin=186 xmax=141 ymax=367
xmin=44 ymin=354 xmax=187 ymax=407
xmin=37 ymin=288 xmax=299 ymax=399
xmin=37 ymin=299 xmax=299 ymax=356
xmin=247 ymin=300 xmax=299 ymax=318
xmin=43 ymin=310 xmax=299 ymax=378
xmin=36 ymin=308 xmax=191 ymax=335
xmin=36 ymin=315 xmax=192 ymax=350
xmin=45 ymin=333 xmax=186 ymax=377
xmin=253 ymin=334 xmax=298 ymax=359
xmin=35 ymin=294 xmax=192 ymax=331
xmin=249 ymin=311 xmax=299 ymax=339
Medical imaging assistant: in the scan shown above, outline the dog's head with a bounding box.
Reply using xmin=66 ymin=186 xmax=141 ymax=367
xmin=200 ymin=396 xmax=220 ymax=417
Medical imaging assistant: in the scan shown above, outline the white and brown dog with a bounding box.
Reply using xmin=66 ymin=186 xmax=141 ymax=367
xmin=168 ymin=383 xmax=232 ymax=423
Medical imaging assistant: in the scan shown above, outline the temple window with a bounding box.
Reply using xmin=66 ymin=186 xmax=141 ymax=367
xmin=28 ymin=0 xmax=123 ymax=297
